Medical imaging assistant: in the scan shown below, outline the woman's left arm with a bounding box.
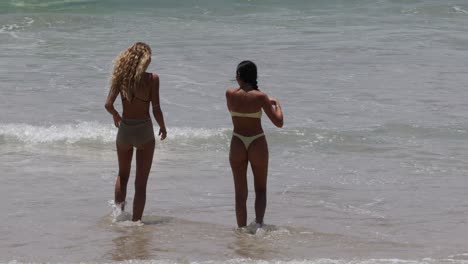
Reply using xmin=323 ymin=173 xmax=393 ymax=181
xmin=262 ymin=94 xmax=283 ymax=128
xmin=105 ymin=88 xmax=121 ymax=128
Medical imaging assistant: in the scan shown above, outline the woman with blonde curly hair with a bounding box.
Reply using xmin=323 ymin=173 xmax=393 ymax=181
xmin=105 ymin=42 xmax=167 ymax=222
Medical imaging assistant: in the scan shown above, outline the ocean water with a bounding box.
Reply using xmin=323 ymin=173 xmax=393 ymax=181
xmin=1 ymin=0 xmax=468 ymax=263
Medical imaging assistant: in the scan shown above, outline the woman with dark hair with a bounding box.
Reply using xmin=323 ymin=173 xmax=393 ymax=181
xmin=225 ymin=60 xmax=283 ymax=228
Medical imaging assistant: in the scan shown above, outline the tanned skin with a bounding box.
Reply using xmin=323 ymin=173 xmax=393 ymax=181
xmin=226 ymin=75 xmax=283 ymax=227
xmin=105 ymin=71 xmax=167 ymax=221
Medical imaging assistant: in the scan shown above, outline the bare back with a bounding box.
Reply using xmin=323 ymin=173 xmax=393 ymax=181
xmin=121 ymin=72 xmax=153 ymax=119
xmin=226 ymin=87 xmax=282 ymax=135
xmin=226 ymin=88 xmax=266 ymax=136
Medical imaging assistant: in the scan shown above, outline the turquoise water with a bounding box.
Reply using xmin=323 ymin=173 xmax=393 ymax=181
xmin=1 ymin=0 xmax=468 ymax=263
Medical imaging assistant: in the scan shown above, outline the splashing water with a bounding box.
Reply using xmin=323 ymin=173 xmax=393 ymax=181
xmin=108 ymin=200 xmax=132 ymax=223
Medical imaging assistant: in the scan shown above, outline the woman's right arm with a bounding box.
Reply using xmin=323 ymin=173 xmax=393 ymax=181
xmin=105 ymin=87 xmax=121 ymax=128
xmin=262 ymin=94 xmax=283 ymax=128
xmin=225 ymin=89 xmax=233 ymax=111
xmin=151 ymin=73 xmax=167 ymax=140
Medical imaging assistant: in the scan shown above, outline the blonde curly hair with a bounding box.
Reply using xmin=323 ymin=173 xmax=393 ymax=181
xmin=110 ymin=42 xmax=152 ymax=101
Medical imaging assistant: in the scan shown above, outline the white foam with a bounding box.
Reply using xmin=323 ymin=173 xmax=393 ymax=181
xmin=108 ymin=200 xmax=129 ymax=222
xmin=114 ymin=220 xmax=144 ymax=227
xmin=0 ymin=122 xmax=230 ymax=145
xmin=5 ymin=258 xmax=468 ymax=264
xmin=10 ymin=0 xmax=96 ymax=8
xmin=0 ymin=121 xmax=116 ymax=144
xmin=0 ymin=17 xmax=34 ymax=39
xmin=237 ymin=222 xmax=289 ymax=236
xmin=107 ymin=200 xmax=144 ymax=226
xmin=449 ymin=253 xmax=468 ymax=260
xmin=170 ymin=127 xmax=229 ymax=139
xmin=452 ymin=6 xmax=468 ymax=14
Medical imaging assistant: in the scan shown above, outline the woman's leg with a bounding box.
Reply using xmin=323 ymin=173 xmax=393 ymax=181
xmin=115 ymin=143 xmax=134 ymax=211
xmin=248 ymin=136 xmax=268 ymax=225
xmin=132 ymin=139 xmax=155 ymax=221
xmin=230 ymin=136 xmax=249 ymax=227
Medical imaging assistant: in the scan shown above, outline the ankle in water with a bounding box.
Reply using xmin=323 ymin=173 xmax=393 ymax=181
xmin=109 ymin=200 xmax=128 ymax=222
xmin=255 ymin=219 xmax=264 ymax=228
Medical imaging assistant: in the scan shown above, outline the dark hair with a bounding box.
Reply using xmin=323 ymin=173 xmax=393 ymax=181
xmin=237 ymin=60 xmax=258 ymax=89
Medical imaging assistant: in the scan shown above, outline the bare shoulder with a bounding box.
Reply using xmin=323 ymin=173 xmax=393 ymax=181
xmin=151 ymin=72 xmax=160 ymax=82
xmin=150 ymin=72 xmax=159 ymax=90
xmin=253 ymin=90 xmax=269 ymax=102
xmin=225 ymin=87 xmax=238 ymax=97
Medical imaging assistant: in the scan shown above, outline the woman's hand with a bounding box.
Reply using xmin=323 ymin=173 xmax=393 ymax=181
xmin=159 ymin=127 xmax=167 ymax=140
xmin=263 ymin=95 xmax=283 ymax=128
xmin=269 ymin=97 xmax=281 ymax=109
xmin=113 ymin=113 xmax=121 ymax=128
